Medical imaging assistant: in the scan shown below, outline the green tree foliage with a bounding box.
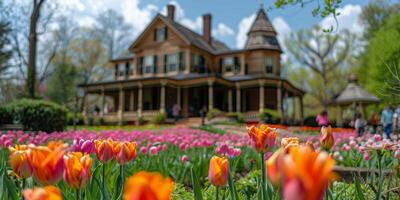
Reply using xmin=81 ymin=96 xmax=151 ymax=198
xmin=359 ymin=0 xmax=400 ymax=41
xmin=359 ymin=14 xmax=400 ymax=103
xmin=46 ymin=63 xmax=77 ymax=105
xmin=285 ymin=26 xmax=354 ymax=110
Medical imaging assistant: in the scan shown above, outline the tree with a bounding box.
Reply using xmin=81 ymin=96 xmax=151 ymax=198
xmin=0 ymin=21 xmax=12 ymax=77
xmin=359 ymin=0 xmax=400 ymax=41
xmin=27 ymin=0 xmax=47 ymax=98
xmin=285 ymin=26 xmax=354 ymax=110
xmin=359 ymin=14 xmax=400 ymax=103
xmin=94 ymin=9 xmax=133 ymax=59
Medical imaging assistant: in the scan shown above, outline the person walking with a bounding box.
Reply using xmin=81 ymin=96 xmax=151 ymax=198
xmin=381 ymin=105 xmax=394 ymax=139
xmin=316 ymin=111 xmax=329 ymax=127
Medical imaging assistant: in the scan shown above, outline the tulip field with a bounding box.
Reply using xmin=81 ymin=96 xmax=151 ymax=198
xmin=0 ymin=125 xmax=399 ymax=200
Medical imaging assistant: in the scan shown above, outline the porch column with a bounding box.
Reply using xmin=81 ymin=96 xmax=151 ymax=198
xmin=129 ymin=90 xmax=135 ymax=111
xmin=277 ymin=81 xmax=283 ymax=123
xmin=177 ymin=87 xmax=181 ymax=107
xmin=82 ymin=92 xmax=88 ymax=116
xmin=185 ymin=49 xmax=190 ymax=74
xmin=292 ymin=97 xmax=296 ymax=121
xmin=183 ymin=88 xmax=189 ymax=117
xmin=300 ymin=96 xmax=304 ymax=126
xmin=228 ymin=89 xmax=233 ymax=112
xmin=208 ymin=80 xmax=214 ymax=110
xmin=100 ymin=87 xmax=105 ymax=117
xmin=138 ymin=83 xmax=143 ymax=117
xmin=236 ymin=83 xmax=241 ymax=112
xmin=259 ymin=80 xmax=265 ymax=113
xmin=118 ymin=85 xmax=124 ymax=125
xmin=160 ymin=81 xmax=166 ymax=113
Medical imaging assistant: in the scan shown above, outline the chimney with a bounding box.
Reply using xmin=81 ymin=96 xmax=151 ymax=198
xmin=167 ymin=4 xmax=175 ymax=21
xmin=203 ymin=14 xmax=212 ymax=44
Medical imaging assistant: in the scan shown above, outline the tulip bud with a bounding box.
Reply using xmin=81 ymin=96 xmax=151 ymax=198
xmin=63 ymin=152 xmax=92 ymax=188
xmin=319 ymin=126 xmax=334 ymax=151
xmin=113 ymin=141 xmax=137 ymax=165
xmin=23 ymin=186 xmax=62 ymax=200
xmin=181 ymin=155 xmax=189 ymax=163
xmin=9 ymin=150 xmax=33 ymax=178
xmin=208 ymin=156 xmax=229 ymax=187
xmin=94 ymin=139 xmax=114 ymax=163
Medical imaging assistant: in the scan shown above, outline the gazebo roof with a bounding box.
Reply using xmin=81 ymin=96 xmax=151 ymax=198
xmin=334 ymin=74 xmax=380 ymax=105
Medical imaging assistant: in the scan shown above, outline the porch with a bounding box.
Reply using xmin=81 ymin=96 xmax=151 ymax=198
xmin=80 ymin=76 xmax=304 ymax=124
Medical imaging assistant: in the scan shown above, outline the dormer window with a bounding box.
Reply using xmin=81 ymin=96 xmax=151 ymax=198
xmin=265 ymin=57 xmax=274 ymax=74
xmin=263 ymin=36 xmax=278 ymax=46
xmin=223 ymin=57 xmax=234 ymax=73
xmin=155 ymin=27 xmax=167 ymax=42
xmin=144 ymin=56 xmax=154 ymax=74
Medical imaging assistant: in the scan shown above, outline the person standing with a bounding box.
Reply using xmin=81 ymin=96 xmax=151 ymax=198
xmin=370 ymin=111 xmax=379 ymax=133
xmin=172 ymin=104 xmax=181 ymax=123
xmin=381 ymin=105 xmax=394 ymax=139
xmin=316 ymin=111 xmax=329 ymax=127
xmin=354 ymin=112 xmax=365 ymax=137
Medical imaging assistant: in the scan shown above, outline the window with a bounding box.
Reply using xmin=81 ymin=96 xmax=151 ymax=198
xmin=118 ymin=63 xmax=125 ymax=76
xmin=168 ymin=53 xmax=178 ymax=72
xmin=191 ymin=54 xmax=206 ymax=73
xmin=264 ymin=36 xmax=278 ymax=46
xmin=265 ymin=57 xmax=273 ymax=74
xmin=144 ymin=56 xmax=154 ymax=74
xmin=155 ymin=27 xmax=166 ymax=42
xmin=223 ymin=57 xmax=234 ymax=72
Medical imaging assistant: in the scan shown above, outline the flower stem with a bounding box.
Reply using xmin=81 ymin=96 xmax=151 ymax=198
xmin=102 ymin=163 xmax=106 ymax=196
xmin=261 ymin=152 xmax=267 ymax=200
xmin=76 ymin=188 xmax=80 ymax=200
xmin=215 ymin=187 xmax=219 ymax=200
xmin=376 ymin=153 xmax=383 ymax=200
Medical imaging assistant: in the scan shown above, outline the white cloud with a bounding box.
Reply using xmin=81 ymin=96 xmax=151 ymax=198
xmin=180 ymin=17 xmax=203 ymax=32
xmin=213 ymin=23 xmax=235 ymax=37
xmin=121 ymin=0 xmax=159 ymax=36
xmin=272 ymin=17 xmax=292 ymax=62
xmin=236 ymin=14 xmax=256 ymax=48
xmin=320 ymin=4 xmax=363 ymax=34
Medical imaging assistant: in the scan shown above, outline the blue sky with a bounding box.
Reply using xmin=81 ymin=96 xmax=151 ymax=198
xmin=61 ymin=0 xmax=369 ymax=49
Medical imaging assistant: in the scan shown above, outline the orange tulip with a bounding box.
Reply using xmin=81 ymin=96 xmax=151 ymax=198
xmin=123 ymin=171 xmax=174 ymax=200
xmin=9 ymin=149 xmax=33 ymax=178
xmin=319 ymin=126 xmax=334 ymax=151
xmin=113 ymin=141 xmax=137 ymax=165
xmin=266 ymin=148 xmax=284 ymax=186
xmin=94 ymin=139 xmax=115 ymax=163
xmin=27 ymin=145 xmax=65 ymax=185
xmin=281 ymin=146 xmax=336 ymax=200
xmin=247 ymin=124 xmax=277 ymax=153
xmin=280 ymin=137 xmax=299 ymax=149
xmin=63 ymin=152 xmax=92 ymax=188
xmin=23 ymin=186 xmax=62 ymax=200
xmin=208 ymin=156 xmax=229 ymax=187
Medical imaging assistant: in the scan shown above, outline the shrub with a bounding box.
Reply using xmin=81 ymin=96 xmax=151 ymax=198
xmin=137 ymin=116 xmax=145 ymax=125
xmin=66 ymin=112 xmax=84 ymax=125
xmin=226 ymin=112 xmax=245 ymax=123
xmin=304 ymin=115 xmax=318 ymax=127
xmin=197 ymin=125 xmax=225 ymax=135
xmin=151 ymin=112 xmax=166 ymax=125
xmin=0 ymin=106 xmax=13 ymax=125
xmin=206 ymin=108 xmax=222 ymax=120
xmin=5 ymin=99 xmax=68 ymax=132
xmin=259 ymin=108 xmax=281 ymax=124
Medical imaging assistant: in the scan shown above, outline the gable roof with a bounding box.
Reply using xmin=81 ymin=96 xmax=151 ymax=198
xmin=129 ymin=14 xmax=230 ymax=54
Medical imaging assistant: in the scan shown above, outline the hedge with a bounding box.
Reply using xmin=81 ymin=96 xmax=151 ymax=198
xmin=1 ymin=99 xmax=68 ymax=132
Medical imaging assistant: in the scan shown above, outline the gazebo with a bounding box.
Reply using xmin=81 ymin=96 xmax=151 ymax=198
xmin=334 ymin=74 xmax=380 ymax=126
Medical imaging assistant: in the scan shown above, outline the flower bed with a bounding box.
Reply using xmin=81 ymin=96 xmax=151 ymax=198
xmin=0 ymin=126 xmax=399 ymax=200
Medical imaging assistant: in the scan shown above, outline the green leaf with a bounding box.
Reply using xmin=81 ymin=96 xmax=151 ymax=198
xmin=190 ymin=167 xmax=203 ymax=200
xmin=354 ymin=177 xmax=365 ymax=200
xmin=3 ymin=174 xmax=18 ymax=200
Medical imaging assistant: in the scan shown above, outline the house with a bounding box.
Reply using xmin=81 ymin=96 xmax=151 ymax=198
xmin=79 ymin=4 xmax=305 ymax=124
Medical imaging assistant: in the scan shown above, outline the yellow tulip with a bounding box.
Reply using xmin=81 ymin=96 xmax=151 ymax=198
xmin=63 ymin=152 xmax=92 ymax=188
xmin=208 ymin=156 xmax=229 ymax=187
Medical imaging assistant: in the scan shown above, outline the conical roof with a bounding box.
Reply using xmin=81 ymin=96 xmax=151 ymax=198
xmin=247 ymin=8 xmax=276 ymax=34
xmin=245 ymin=8 xmax=281 ymax=51
xmin=334 ymin=74 xmax=380 ymax=105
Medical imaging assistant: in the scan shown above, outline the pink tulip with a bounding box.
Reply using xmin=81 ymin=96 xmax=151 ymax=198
xmin=149 ymin=146 xmax=158 ymax=155
xmin=140 ymin=146 xmax=147 ymax=154
xmin=181 ymin=155 xmax=189 ymax=163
